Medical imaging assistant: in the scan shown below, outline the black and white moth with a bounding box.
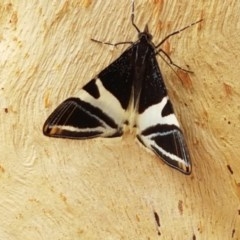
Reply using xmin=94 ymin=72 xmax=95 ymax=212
xmin=43 ymin=1 xmax=201 ymax=174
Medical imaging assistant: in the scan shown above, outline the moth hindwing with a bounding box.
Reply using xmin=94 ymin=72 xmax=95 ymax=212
xmin=43 ymin=1 xmax=200 ymax=175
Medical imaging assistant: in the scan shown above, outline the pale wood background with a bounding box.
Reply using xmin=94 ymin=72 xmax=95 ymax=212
xmin=0 ymin=0 xmax=240 ymax=239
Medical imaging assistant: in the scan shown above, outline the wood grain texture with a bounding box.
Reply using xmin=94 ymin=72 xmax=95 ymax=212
xmin=0 ymin=0 xmax=239 ymax=239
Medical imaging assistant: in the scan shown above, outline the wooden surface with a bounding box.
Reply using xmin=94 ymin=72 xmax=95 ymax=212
xmin=0 ymin=0 xmax=240 ymax=239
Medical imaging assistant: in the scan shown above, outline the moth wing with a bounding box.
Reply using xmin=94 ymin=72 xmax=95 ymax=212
xmin=136 ymin=54 xmax=191 ymax=174
xmin=43 ymin=47 xmax=134 ymax=139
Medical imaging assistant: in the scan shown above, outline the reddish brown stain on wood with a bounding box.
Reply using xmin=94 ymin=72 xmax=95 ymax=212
xmin=223 ymin=83 xmax=233 ymax=97
xmin=177 ymin=69 xmax=193 ymax=89
xmin=178 ymin=200 xmax=183 ymax=215
xmin=0 ymin=165 xmax=5 ymax=173
xmin=10 ymin=11 xmax=18 ymax=27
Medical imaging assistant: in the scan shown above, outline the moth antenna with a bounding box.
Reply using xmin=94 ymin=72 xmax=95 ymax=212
xmin=131 ymin=0 xmax=141 ymax=33
xmin=154 ymin=19 xmax=203 ymax=73
xmin=90 ymin=1 xmax=142 ymax=47
xmin=91 ymin=38 xmax=133 ymax=47
xmin=156 ymin=19 xmax=203 ymax=48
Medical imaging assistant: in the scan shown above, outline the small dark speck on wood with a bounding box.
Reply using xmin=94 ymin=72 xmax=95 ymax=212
xmin=154 ymin=211 xmax=160 ymax=227
xmin=153 ymin=211 xmax=161 ymax=236
xmin=232 ymin=229 xmax=235 ymax=238
xmin=227 ymin=165 xmax=233 ymax=174
xmin=192 ymin=234 xmax=196 ymax=240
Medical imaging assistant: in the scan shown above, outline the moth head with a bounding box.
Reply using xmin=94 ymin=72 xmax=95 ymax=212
xmin=138 ymin=24 xmax=153 ymax=42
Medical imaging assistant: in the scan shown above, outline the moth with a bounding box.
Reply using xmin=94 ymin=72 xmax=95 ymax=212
xmin=43 ymin=1 xmax=201 ymax=174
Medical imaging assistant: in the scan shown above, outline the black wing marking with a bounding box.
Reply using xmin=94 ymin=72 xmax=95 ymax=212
xmin=136 ymin=50 xmax=191 ymax=174
xmin=43 ymin=46 xmax=136 ymax=139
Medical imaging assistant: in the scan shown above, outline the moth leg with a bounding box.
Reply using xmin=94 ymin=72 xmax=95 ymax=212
xmin=156 ymin=49 xmax=193 ymax=73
